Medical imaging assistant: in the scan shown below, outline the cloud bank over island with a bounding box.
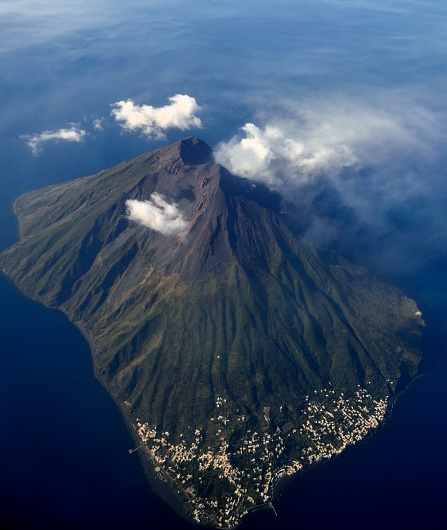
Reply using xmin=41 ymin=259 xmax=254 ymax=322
xmin=111 ymin=94 xmax=202 ymax=139
xmin=214 ymin=97 xmax=445 ymax=217
xmin=214 ymin=97 xmax=447 ymax=275
xmin=214 ymin=99 xmax=443 ymax=190
xmin=126 ymin=193 xmax=188 ymax=236
xmin=214 ymin=121 xmax=358 ymax=187
xmin=21 ymin=125 xmax=87 ymax=155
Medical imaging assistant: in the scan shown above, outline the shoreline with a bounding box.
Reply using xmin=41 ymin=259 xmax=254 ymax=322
xmin=268 ymin=370 xmax=429 ymax=512
xmin=67 ymin=317 xmax=196 ymax=525
xmin=117 ymin=363 xmax=432 ymax=530
xmin=0 ymin=275 xmax=430 ymax=529
xmin=117 ymin=402 xmax=193 ymax=524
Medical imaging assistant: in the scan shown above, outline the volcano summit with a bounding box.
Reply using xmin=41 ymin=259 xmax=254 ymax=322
xmin=0 ymin=137 xmax=425 ymax=527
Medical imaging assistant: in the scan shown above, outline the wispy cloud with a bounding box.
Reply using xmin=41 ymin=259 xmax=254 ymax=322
xmin=214 ymin=96 xmax=447 ymax=273
xmin=111 ymin=94 xmax=202 ymax=139
xmin=21 ymin=125 xmax=87 ymax=154
xmin=92 ymin=118 xmax=104 ymax=131
xmin=214 ymin=98 xmax=443 ymax=195
xmin=126 ymin=193 xmax=188 ymax=236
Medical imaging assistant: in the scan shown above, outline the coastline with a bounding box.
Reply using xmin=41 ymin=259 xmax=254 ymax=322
xmin=68 ymin=315 xmax=195 ymax=525
xmin=0 ymin=267 xmax=430 ymax=530
xmin=117 ymin=401 xmax=193 ymax=524
xmin=80 ymin=323 xmax=432 ymax=530
xmin=385 ymin=370 xmax=427 ymax=421
xmin=268 ymin=369 xmax=429 ymax=513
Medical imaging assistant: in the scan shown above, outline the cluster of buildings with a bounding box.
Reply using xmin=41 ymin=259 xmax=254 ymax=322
xmin=295 ymin=388 xmax=388 ymax=464
xmin=131 ymin=388 xmax=388 ymax=528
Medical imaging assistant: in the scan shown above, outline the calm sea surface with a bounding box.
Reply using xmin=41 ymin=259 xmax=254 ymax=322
xmin=1 ymin=1 xmax=447 ymax=528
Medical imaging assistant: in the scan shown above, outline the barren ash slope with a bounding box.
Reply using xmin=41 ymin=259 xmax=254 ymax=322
xmin=0 ymin=137 xmax=426 ymax=527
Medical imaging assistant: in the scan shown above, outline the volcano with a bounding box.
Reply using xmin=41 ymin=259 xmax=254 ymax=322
xmin=0 ymin=137 xmax=425 ymax=527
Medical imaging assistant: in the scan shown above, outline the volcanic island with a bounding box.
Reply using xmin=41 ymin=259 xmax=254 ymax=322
xmin=0 ymin=137 xmax=426 ymax=528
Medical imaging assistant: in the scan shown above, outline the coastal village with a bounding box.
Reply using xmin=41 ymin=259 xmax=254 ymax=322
xmin=130 ymin=388 xmax=388 ymax=528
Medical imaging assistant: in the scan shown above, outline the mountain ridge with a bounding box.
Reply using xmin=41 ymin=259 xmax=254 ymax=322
xmin=0 ymin=137 xmax=426 ymax=528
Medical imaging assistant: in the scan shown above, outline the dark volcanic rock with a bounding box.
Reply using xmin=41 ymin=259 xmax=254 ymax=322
xmin=0 ymin=137 xmax=426 ymax=528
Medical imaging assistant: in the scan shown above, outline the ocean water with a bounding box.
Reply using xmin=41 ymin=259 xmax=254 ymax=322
xmin=1 ymin=1 xmax=447 ymax=528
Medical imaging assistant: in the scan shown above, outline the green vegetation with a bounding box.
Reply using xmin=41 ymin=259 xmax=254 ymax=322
xmin=0 ymin=137 xmax=426 ymax=528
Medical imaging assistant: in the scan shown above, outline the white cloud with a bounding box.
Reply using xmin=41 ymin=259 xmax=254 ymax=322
xmin=214 ymin=121 xmax=358 ymax=187
xmin=126 ymin=193 xmax=188 ymax=236
xmin=21 ymin=125 xmax=87 ymax=154
xmin=93 ymin=118 xmax=104 ymax=131
xmin=111 ymin=94 xmax=202 ymax=139
xmin=214 ymin=99 xmax=443 ymax=193
xmin=213 ymin=97 xmax=447 ymax=262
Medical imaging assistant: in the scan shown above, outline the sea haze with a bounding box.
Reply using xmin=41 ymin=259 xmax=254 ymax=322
xmin=1 ymin=1 xmax=447 ymax=529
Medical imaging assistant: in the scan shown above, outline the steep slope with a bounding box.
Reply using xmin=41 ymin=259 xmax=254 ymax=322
xmin=0 ymin=137 xmax=426 ymax=528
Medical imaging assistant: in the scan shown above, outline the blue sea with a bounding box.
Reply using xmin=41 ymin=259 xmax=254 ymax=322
xmin=1 ymin=2 xmax=447 ymax=528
